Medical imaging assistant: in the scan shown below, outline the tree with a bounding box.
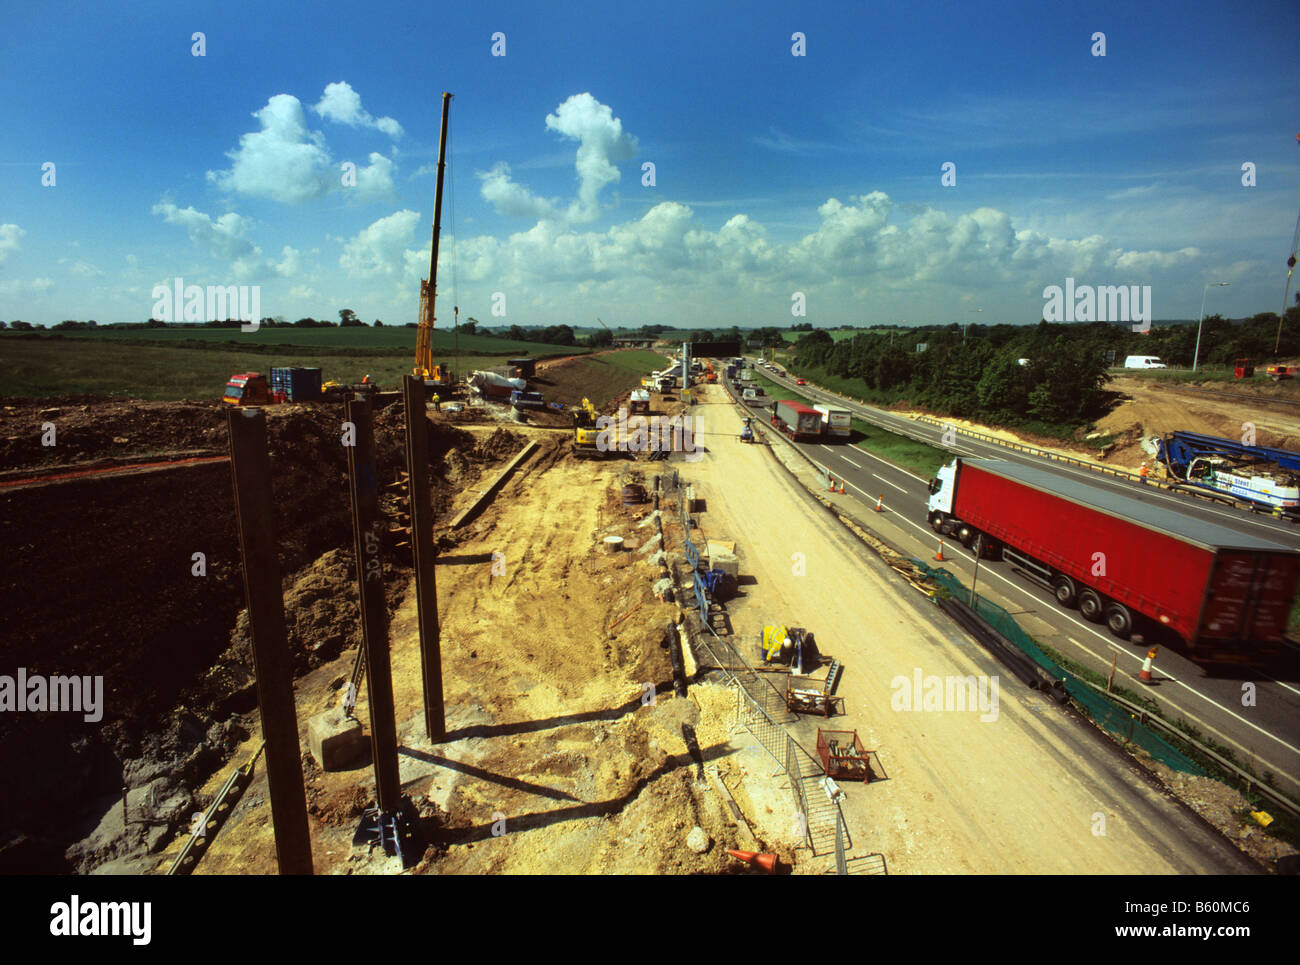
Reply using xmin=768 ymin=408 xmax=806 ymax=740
xmin=588 ymin=328 xmax=614 ymax=347
xmin=339 ymin=309 xmax=363 ymax=327
xmin=10 ymin=320 xmax=33 ymax=330
xmin=374 ymin=319 xmax=383 ymax=327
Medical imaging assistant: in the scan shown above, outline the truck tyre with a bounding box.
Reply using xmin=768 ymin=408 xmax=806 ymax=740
xmin=1051 ymin=575 xmax=1077 ymax=607
xmin=929 ymin=513 xmax=946 ymax=533
xmin=1103 ymin=602 xmax=1133 ymax=639
xmin=1078 ymin=588 xmax=1104 ymax=622
xmin=956 ymin=524 xmax=974 ymax=547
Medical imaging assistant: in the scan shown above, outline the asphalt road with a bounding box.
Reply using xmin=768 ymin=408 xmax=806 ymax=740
xmin=725 ymin=362 xmax=1300 ymax=807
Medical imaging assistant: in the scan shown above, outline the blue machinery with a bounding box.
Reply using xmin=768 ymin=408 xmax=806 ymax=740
xmin=1154 ymin=430 xmax=1300 ymax=515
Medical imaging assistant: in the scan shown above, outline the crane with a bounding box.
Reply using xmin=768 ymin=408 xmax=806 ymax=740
xmin=414 ymin=92 xmax=453 ymax=389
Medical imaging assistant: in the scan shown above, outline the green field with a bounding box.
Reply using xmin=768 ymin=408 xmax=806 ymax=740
xmin=36 ymin=326 xmax=586 ymax=359
xmin=751 ymin=372 xmax=948 ymax=477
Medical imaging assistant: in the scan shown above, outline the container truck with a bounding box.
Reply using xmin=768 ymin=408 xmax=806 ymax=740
xmin=269 ymin=366 xmax=322 ymax=402
xmin=926 ymin=458 xmax=1300 ymax=663
xmin=813 ymin=404 xmax=851 ymax=440
xmin=772 ymin=400 xmax=824 ymax=441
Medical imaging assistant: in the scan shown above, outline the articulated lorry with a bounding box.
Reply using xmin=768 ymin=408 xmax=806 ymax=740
xmin=926 ymin=458 xmax=1300 ymax=664
xmin=771 ymin=400 xmax=824 ymax=441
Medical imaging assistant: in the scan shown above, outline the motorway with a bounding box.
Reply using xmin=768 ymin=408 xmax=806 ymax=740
xmin=724 ymin=361 xmax=1300 ymax=807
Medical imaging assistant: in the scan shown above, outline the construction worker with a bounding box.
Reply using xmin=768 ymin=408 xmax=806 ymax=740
xmin=361 ymin=373 xmax=371 ymax=384
xmin=1139 ymin=461 xmax=1149 ymax=484
xmin=431 ymin=393 xmax=441 ymax=412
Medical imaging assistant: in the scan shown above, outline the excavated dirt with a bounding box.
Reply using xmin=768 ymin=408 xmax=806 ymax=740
xmin=0 ymin=396 xmax=528 ymax=872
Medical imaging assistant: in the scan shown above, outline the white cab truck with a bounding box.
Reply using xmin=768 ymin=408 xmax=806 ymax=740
xmin=813 ymin=404 xmax=851 ymax=439
xmin=1123 ymin=355 xmax=1167 ymax=369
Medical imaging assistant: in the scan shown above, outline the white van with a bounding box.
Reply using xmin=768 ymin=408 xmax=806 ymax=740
xmin=1123 ymin=355 xmax=1167 ymax=369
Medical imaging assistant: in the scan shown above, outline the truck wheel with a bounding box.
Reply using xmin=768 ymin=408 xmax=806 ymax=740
xmin=1103 ymin=602 xmax=1133 ymax=639
xmin=1052 ymin=575 xmax=1077 ymax=607
xmin=957 ymin=524 xmax=974 ymax=547
xmin=929 ymin=513 xmax=945 ymax=533
xmin=1078 ymin=588 xmax=1104 ymax=623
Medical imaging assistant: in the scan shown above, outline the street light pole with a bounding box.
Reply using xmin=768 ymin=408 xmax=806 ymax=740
xmin=1192 ymin=282 xmax=1229 ymax=373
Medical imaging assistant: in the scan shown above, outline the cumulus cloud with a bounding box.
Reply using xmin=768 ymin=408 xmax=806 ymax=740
xmin=0 ymin=224 xmax=24 ymax=263
xmin=151 ymin=201 xmax=269 ymax=279
xmin=479 ymin=93 xmax=638 ymax=224
xmin=207 ymin=94 xmax=333 ymax=203
xmin=313 ymin=81 xmax=403 ymax=138
xmin=350 ymin=152 xmax=397 ymax=202
xmin=340 ymin=210 xmax=421 ymax=277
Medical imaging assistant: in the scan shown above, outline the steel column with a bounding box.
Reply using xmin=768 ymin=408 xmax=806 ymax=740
xmin=226 ymin=407 xmax=314 ymax=875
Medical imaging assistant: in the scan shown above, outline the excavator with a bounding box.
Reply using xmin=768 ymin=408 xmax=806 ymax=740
xmin=573 ymin=397 xmax=606 ymax=458
xmin=413 ymin=92 xmax=455 ymax=391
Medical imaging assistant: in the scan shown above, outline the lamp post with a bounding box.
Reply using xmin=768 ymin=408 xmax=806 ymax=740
xmin=1192 ymin=282 xmax=1228 ymax=373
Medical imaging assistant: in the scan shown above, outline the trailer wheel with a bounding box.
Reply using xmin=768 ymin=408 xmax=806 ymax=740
xmin=1078 ymin=588 xmax=1104 ymax=623
xmin=957 ymin=524 xmax=974 ymax=547
xmin=1052 ymin=575 xmax=1077 ymax=608
xmin=1103 ymin=602 xmax=1133 ymax=639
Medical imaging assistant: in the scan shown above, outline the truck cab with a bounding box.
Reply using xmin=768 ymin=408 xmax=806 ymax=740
xmin=927 ymin=460 xmax=958 ymax=525
xmin=223 ymin=373 xmax=271 ymax=405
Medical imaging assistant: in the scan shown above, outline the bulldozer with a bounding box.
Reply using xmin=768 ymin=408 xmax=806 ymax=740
xmin=573 ymin=397 xmax=607 ymax=459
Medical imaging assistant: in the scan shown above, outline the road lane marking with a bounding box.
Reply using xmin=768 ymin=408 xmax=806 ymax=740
xmin=841 ymin=455 xmax=862 ymax=468
xmin=871 ymin=473 xmax=909 ymax=493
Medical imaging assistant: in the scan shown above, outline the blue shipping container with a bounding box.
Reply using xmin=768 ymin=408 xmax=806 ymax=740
xmin=270 ymin=367 xmax=322 ymax=401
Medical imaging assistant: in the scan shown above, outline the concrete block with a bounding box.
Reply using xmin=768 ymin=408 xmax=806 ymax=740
xmin=711 ymin=552 xmax=739 ymax=577
xmin=308 ymin=709 xmax=367 ymax=770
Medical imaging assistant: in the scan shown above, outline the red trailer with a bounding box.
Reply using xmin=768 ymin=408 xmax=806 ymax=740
xmin=926 ymin=458 xmax=1300 ymax=664
xmin=771 ymin=400 xmax=823 ymax=441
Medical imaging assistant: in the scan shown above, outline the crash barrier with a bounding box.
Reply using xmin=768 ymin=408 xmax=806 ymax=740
xmin=912 ymin=559 xmax=1205 ymax=776
xmin=913 ymin=414 xmax=1147 ymax=484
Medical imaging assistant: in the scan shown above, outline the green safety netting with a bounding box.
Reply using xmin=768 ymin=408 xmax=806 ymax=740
xmin=913 ymin=560 xmax=1205 ymax=776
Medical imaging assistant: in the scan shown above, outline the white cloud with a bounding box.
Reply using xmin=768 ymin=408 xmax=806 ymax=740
xmin=30 ymin=277 xmax=53 ymax=294
xmin=151 ymin=202 xmax=268 ymax=279
xmin=313 ymin=81 xmax=403 ymax=139
xmin=340 ymin=209 xmax=421 ymax=277
xmin=274 ymin=246 xmax=301 ymax=277
xmin=207 ymin=94 xmax=333 ymax=203
xmin=350 ymin=152 xmax=397 ymax=202
xmin=0 ymin=224 xmax=24 ymax=263
xmin=479 ymin=93 xmax=638 ymax=224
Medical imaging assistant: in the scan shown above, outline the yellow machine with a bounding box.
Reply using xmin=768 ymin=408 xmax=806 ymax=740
xmin=573 ymin=397 xmax=605 ymax=458
xmin=414 ymin=92 xmax=454 ymax=390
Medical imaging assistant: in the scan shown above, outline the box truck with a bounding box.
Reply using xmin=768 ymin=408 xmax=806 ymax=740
xmin=813 ymin=404 xmax=851 ymax=440
xmin=926 ymin=458 xmax=1300 ymax=663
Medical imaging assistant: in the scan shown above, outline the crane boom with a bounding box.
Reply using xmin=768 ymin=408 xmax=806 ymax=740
xmin=415 ymin=92 xmax=452 ymax=386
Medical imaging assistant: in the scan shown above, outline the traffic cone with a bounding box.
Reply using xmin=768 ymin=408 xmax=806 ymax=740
xmin=828 ymin=476 xmax=835 ymax=492
xmin=726 ymin=849 xmax=779 ymax=873
xmin=1137 ymin=646 xmax=1158 ymax=685
xmin=838 ymin=479 xmax=846 ymax=494
xmin=934 ymin=539 xmax=947 ymax=562
xmin=874 ymin=494 xmax=884 ymax=512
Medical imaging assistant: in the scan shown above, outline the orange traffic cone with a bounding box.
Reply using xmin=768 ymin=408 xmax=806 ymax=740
xmin=874 ymin=494 xmax=884 ymax=512
xmin=934 ymin=539 xmax=947 ymax=562
xmin=827 ymin=476 xmax=835 ymax=492
xmin=838 ymin=480 xmax=846 ymax=494
xmin=726 ymin=849 xmax=779 ymax=873
xmin=1137 ymin=646 xmax=1158 ymax=685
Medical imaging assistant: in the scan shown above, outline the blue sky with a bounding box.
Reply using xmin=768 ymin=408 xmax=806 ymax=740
xmin=1 ymin=0 xmax=1297 ymax=329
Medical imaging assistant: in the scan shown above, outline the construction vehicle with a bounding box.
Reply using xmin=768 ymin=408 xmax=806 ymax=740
xmin=222 ymin=373 xmax=274 ymax=406
xmin=705 ymin=360 xmax=717 ymax=383
xmin=739 ymin=417 xmax=755 ymax=443
xmin=1154 ymin=430 xmax=1300 ymax=516
xmin=926 ymin=457 xmax=1300 ymax=663
xmin=573 ymin=397 xmax=606 ymax=459
xmin=1234 ymin=358 xmax=1255 ymax=379
xmin=412 ymin=92 xmax=455 ymax=392
xmin=629 ymin=389 xmax=650 ymax=414
xmin=1265 ymin=363 xmax=1295 ymax=381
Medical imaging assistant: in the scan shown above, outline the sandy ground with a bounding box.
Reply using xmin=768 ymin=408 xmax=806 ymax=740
xmin=679 ymin=383 xmax=1256 ymax=874
xmin=898 ymin=375 xmax=1298 ymax=473
xmin=161 ymin=409 xmax=801 ymax=875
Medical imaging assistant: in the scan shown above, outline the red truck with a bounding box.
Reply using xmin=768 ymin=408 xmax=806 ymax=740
xmin=926 ymin=458 xmax=1300 ymax=664
xmin=771 ymin=400 xmax=823 ymax=441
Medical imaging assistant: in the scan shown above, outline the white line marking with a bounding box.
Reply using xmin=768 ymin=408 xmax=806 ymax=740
xmin=841 ymin=455 xmax=862 ymax=469
xmin=871 ymin=472 xmax=909 ymax=493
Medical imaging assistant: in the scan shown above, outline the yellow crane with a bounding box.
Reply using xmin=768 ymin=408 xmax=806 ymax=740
xmin=415 ymin=92 xmax=453 ymax=389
